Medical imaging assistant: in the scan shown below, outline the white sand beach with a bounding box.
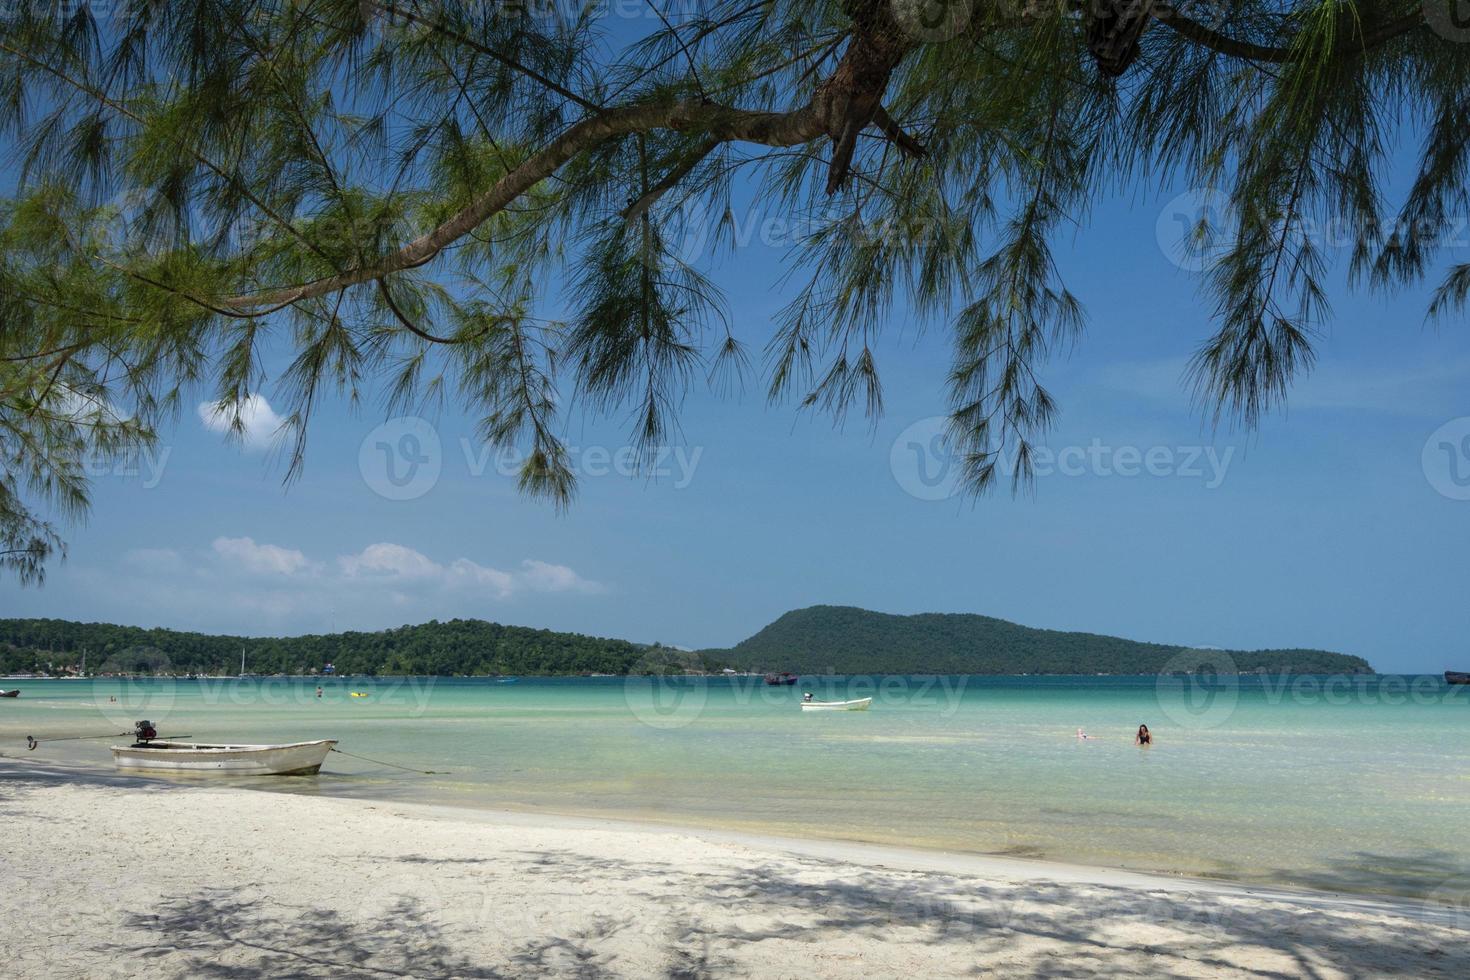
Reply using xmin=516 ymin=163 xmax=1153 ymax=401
xmin=1 ymin=760 xmax=1464 ymax=979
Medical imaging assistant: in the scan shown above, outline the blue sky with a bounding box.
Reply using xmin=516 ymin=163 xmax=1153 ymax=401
xmin=4 ymin=24 xmax=1469 ymax=672
xmin=8 ymin=170 xmax=1469 ymax=674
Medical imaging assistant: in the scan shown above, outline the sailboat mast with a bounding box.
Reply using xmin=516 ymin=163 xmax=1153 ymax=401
xmin=240 ymin=645 xmax=246 ymax=677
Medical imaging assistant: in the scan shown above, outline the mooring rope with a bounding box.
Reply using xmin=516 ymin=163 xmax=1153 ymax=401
xmin=329 ymin=746 xmax=448 ymax=775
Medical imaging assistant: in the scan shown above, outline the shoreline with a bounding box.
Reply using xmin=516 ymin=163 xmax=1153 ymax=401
xmin=3 ymin=757 xmax=1460 ymax=918
xmin=2 ymin=759 xmax=1463 ymax=978
xmin=2 ymin=755 xmax=1461 ymax=912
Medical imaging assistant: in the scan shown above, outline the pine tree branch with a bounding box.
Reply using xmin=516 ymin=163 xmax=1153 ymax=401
xmin=365 ymin=1 xmax=604 ymax=113
xmin=621 ymin=139 xmax=720 ymax=224
xmin=224 ymin=100 xmax=826 ymax=309
xmin=1154 ymin=8 xmax=1426 ymax=64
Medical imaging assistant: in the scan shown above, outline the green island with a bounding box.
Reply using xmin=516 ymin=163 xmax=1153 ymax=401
xmin=702 ymin=605 xmax=1374 ymax=676
xmin=1 ymin=606 xmax=1372 ymax=677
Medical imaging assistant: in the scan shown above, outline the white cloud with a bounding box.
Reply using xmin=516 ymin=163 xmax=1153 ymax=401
xmin=92 ymin=538 xmax=605 ymax=632
xmin=339 ymin=542 xmax=444 ymax=581
xmin=446 ymin=558 xmax=517 ymax=597
xmin=69 ymin=540 xmax=608 ymax=638
xmin=197 ymin=394 xmax=285 ymax=451
xmin=213 ymin=536 xmax=314 ymax=576
xmin=520 ymin=559 xmax=602 ymax=595
xmin=337 ymin=544 xmax=598 ymax=598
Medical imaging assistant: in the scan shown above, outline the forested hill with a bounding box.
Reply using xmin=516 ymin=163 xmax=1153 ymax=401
xmin=0 ymin=618 xmax=699 ymax=677
xmin=703 ymin=606 xmax=1374 ymax=675
xmin=1 ymin=607 xmax=1374 ymax=676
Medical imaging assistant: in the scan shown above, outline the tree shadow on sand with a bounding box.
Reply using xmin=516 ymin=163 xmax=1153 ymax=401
xmin=497 ymin=848 xmax=1467 ymax=979
xmin=694 ymin=861 xmax=1466 ymax=979
xmin=112 ymin=890 xmax=506 ymax=979
xmin=98 ymin=848 xmax=1468 ymax=979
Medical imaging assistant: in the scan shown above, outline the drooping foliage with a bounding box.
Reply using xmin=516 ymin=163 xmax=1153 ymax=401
xmin=0 ymin=0 xmax=1464 ymax=581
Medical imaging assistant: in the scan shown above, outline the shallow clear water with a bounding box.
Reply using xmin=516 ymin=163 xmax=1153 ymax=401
xmin=3 ymin=674 xmax=1468 ymax=898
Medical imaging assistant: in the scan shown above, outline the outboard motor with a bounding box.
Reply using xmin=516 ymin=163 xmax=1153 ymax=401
xmin=134 ymin=720 xmax=158 ymax=744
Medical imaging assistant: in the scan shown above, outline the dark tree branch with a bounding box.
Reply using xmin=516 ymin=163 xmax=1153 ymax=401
xmin=1153 ymin=8 xmax=1427 ymax=64
xmin=872 ymin=105 xmax=927 ymax=159
xmin=224 ymin=99 xmax=828 ymax=309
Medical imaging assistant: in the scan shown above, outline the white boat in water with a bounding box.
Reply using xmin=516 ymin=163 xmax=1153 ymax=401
xmin=111 ymin=739 xmax=337 ymax=775
xmin=800 ymin=697 xmax=872 ymax=712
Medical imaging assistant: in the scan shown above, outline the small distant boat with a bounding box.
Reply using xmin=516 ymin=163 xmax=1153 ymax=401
xmin=800 ymin=697 xmax=872 ymax=712
xmin=1446 ymin=671 xmax=1470 ymax=686
xmin=0 ymin=689 xmax=19 ymax=698
xmin=111 ymin=739 xmax=337 ymax=775
xmin=764 ymin=672 xmax=799 ymax=686
xmin=497 ymin=677 xmax=519 ymax=684
xmin=350 ymin=692 xmax=370 ymax=698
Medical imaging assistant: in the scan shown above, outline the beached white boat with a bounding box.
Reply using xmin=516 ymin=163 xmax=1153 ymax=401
xmin=111 ymin=739 xmax=337 ymax=775
xmin=800 ymin=697 xmax=872 ymax=712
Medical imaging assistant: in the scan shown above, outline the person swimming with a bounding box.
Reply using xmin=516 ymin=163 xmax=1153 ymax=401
xmin=1135 ymin=723 xmax=1152 ymax=746
xmin=1076 ymin=728 xmax=1092 ymax=739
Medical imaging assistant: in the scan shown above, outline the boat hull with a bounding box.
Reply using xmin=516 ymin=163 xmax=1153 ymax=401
xmin=1446 ymin=671 xmax=1470 ymax=686
xmin=800 ymin=698 xmax=872 ymax=711
xmin=0 ymin=690 xmax=19 ymax=698
xmin=111 ymin=740 xmax=337 ymax=775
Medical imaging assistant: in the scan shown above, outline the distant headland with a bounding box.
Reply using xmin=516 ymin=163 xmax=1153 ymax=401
xmin=0 ymin=606 xmax=1373 ymax=677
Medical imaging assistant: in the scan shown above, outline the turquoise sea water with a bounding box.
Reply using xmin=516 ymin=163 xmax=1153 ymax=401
xmin=3 ymin=674 xmax=1468 ymax=898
